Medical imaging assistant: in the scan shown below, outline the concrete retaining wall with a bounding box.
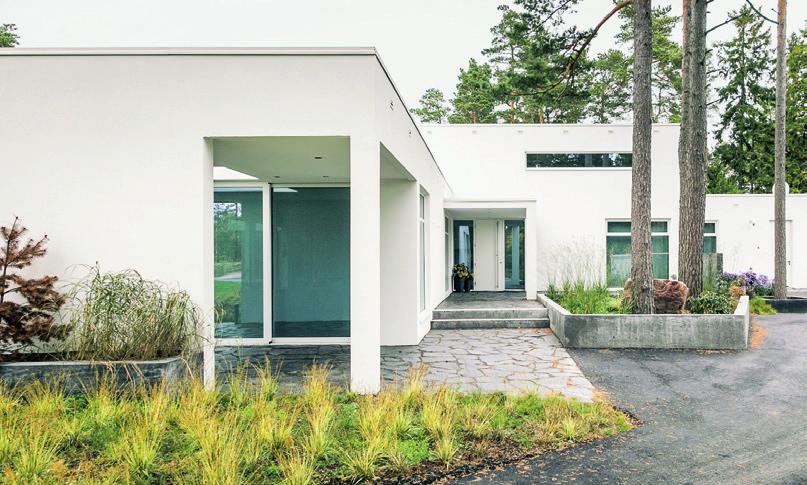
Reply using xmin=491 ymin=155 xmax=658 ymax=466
xmin=0 ymin=355 xmax=199 ymax=393
xmin=538 ymin=294 xmax=750 ymax=350
xmin=765 ymin=297 xmax=807 ymax=314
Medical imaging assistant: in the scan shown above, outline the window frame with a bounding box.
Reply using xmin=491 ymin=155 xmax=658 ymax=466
xmin=526 ymin=151 xmax=633 ymax=171
xmin=605 ymin=219 xmax=671 ymax=290
xmin=213 ymin=181 xmax=273 ymax=347
xmin=418 ymin=189 xmax=429 ymax=313
xmin=704 ymin=221 xmax=718 ymax=254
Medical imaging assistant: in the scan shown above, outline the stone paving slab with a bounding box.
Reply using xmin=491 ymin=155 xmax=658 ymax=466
xmin=437 ymin=291 xmax=546 ymax=309
xmin=216 ymin=328 xmax=595 ymax=401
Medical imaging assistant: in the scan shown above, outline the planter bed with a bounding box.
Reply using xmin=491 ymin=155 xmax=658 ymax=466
xmin=0 ymin=354 xmax=198 ymax=393
xmin=538 ymin=293 xmax=750 ymax=350
xmin=763 ymin=296 xmax=807 ymax=313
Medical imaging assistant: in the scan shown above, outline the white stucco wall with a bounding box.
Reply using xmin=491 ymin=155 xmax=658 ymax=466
xmin=424 ymin=124 xmax=805 ymax=291
xmin=372 ymin=62 xmax=451 ymax=338
xmin=0 ymin=48 xmax=451 ymax=393
xmin=706 ymin=194 xmax=807 ymax=288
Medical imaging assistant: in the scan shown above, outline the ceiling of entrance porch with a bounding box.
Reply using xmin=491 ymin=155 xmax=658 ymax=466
xmin=212 ymin=136 xmax=413 ymax=183
xmin=445 ymin=207 xmax=526 ymax=219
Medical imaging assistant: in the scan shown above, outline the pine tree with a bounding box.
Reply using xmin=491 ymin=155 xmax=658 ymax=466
xmin=585 ymin=49 xmax=632 ymax=122
xmin=449 ymin=59 xmax=498 ymax=123
xmin=710 ymin=7 xmax=776 ymax=193
xmin=612 ymin=5 xmax=683 ymax=122
xmin=0 ymin=23 xmax=19 ymax=47
xmin=0 ymin=217 xmax=68 ymax=354
xmin=411 ymin=88 xmax=449 ymax=124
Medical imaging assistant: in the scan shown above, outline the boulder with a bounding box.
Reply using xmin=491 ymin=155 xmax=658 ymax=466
xmin=624 ymin=278 xmax=689 ymax=314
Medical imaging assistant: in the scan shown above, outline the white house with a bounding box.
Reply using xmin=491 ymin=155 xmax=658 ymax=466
xmin=2 ymin=47 xmax=804 ymax=393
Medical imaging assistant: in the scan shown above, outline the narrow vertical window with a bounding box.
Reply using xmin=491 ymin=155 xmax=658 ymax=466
xmin=419 ymin=193 xmax=427 ymax=312
xmin=444 ymin=217 xmax=451 ymax=292
xmin=703 ymin=222 xmax=717 ymax=253
xmin=214 ymin=188 xmax=263 ymax=339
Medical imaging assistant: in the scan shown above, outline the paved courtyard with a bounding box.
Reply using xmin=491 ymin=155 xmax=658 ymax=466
xmin=216 ymin=328 xmax=595 ymax=401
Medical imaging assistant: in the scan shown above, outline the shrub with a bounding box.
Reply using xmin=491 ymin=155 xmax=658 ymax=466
xmin=686 ymin=289 xmax=733 ymax=314
xmin=0 ymin=217 xmax=69 ymax=355
xmin=749 ymin=296 xmax=777 ymax=315
xmin=64 ymin=266 xmax=201 ymax=361
xmin=721 ymin=271 xmax=774 ymax=297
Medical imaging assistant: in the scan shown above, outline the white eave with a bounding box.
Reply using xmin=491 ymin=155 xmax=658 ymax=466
xmin=0 ymin=46 xmax=379 ymax=56
xmin=0 ymin=45 xmax=452 ymax=190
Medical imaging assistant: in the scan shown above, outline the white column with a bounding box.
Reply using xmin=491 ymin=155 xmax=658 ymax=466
xmin=202 ymin=139 xmax=216 ymax=389
xmin=350 ymin=136 xmax=381 ymax=394
xmin=525 ymin=202 xmax=539 ymax=300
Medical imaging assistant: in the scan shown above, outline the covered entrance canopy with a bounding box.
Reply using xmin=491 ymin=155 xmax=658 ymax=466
xmin=210 ymin=135 xmax=430 ymax=393
xmin=445 ymin=200 xmax=537 ymax=298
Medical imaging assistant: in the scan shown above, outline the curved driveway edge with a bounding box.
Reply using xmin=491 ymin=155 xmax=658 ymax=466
xmin=450 ymin=313 xmax=807 ymax=484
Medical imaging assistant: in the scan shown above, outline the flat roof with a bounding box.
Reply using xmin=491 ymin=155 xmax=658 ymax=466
xmin=0 ymin=45 xmax=451 ymax=190
xmin=0 ymin=46 xmax=379 ymax=56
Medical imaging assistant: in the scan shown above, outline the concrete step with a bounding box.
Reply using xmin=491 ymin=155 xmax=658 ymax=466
xmin=432 ymin=307 xmax=548 ymax=320
xmin=430 ymin=317 xmax=550 ymax=330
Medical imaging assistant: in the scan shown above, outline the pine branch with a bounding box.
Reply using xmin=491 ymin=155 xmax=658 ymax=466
xmin=744 ymin=0 xmax=777 ymax=25
xmin=512 ymin=0 xmax=631 ymax=97
xmin=707 ymin=13 xmax=744 ymax=35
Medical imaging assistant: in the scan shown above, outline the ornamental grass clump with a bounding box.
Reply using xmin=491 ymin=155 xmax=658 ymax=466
xmin=1 ymin=363 xmax=633 ymax=483
xmin=65 ymin=266 xmax=201 ymax=361
xmin=547 ymin=280 xmax=616 ymax=314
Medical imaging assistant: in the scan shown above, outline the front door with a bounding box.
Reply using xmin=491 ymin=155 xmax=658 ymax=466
xmin=473 ymin=220 xmax=499 ymax=291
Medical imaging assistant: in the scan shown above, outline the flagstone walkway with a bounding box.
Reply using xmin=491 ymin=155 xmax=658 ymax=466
xmin=216 ymin=328 xmax=596 ymax=402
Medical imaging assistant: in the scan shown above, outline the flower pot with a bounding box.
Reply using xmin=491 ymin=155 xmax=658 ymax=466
xmin=453 ymin=275 xmax=466 ymax=292
xmin=464 ymin=277 xmax=473 ymax=292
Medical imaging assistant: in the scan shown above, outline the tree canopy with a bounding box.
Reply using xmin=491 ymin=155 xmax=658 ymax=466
xmin=0 ymin=23 xmax=19 ymax=47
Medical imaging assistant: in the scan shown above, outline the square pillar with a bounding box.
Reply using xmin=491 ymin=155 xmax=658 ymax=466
xmin=350 ymin=136 xmax=381 ymax=393
xmin=202 ymin=139 xmax=216 ymax=389
xmin=525 ymin=203 xmax=538 ymax=300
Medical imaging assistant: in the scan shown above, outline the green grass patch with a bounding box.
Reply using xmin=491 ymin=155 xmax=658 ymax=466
xmin=0 ymin=365 xmax=633 ymax=483
xmin=215 ymin=280 xmax=241 ymax=300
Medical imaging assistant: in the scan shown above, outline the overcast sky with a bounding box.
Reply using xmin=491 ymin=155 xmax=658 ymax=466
xmin=2 ymin=0 xmax=805 ymax=108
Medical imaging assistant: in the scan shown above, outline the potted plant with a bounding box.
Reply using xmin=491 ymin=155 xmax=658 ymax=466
xmin=452 ymin=263 xmax=470 ymax=292
xmin=464 ymin=271 xmax=474 ymax=292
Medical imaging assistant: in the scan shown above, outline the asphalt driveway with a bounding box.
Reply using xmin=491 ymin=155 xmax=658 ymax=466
xmin=451 ymin=313 xmax=807 ymax=484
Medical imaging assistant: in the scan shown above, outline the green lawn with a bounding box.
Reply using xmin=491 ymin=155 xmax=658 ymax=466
xmin=215 ymin=280 xmax=241 ymax=300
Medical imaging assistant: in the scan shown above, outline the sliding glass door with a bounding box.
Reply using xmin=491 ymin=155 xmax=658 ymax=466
xmin=272 ymin=187 xmax=350 ymax=338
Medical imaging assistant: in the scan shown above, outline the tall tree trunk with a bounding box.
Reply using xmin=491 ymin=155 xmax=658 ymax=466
xmin=679 ymin=0 xmax=708 ymax=296
xmin=677 ymin=0 xmax=693 ymax=287
xmin=774 ymin=0 xmax=788 ymax=298
xmin=631 ymin=0 xmax=654 ymax=314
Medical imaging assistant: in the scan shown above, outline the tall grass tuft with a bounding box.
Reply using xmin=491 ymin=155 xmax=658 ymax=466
xmin=557 ymin=281 xmax=611 ymax=314
xmin=301 ymin=364 xmax=336 ymax=461
xmin=1 ymin=360 xmax=634 ymax=483
xmin=65 ymin=266 xmax=201 ymax=361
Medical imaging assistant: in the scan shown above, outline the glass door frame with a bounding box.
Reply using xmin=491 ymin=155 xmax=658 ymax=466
xmin=214 ymin=181 xmax=273 ymax=346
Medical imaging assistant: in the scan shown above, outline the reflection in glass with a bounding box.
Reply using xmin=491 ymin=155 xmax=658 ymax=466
xmin=453 ymin=220 xmax=473 ymax=268
xmin=214 ymin=188 xmax=263 ymax=338
xmin=505 ymin=220 xmax=525 ymax=289
xmin=272 ymin=187 xmax=350 ymax=337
